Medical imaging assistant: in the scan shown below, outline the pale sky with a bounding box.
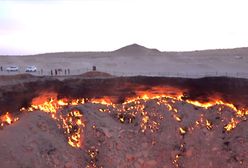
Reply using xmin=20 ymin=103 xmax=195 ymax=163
xmin=0 ymin=0 xmax=248 ymax=55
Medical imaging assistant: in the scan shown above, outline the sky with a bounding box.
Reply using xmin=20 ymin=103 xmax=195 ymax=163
xmin=0 ymin=0 xmax=248 ymax=55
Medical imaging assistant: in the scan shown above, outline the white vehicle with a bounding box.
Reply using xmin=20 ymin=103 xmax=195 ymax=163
xmin=26 ymin=66 xmax=37 ymax=72
xmin=6 ymin=66 xmax=19 ymax=72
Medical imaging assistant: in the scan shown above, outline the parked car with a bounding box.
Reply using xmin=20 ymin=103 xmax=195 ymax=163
xmin=6 ymin=66 xmax=19 ymax=72
xmin=26 ymin=66 xmax=37 ymax=72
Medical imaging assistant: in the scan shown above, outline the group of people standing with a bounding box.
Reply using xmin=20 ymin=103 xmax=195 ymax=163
xmin=50 ymin=68 xmax=70 ymax=76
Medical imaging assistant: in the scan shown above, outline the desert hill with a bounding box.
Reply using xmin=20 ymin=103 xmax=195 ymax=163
xmin=0 ymin=44 xmax=247 ymax=78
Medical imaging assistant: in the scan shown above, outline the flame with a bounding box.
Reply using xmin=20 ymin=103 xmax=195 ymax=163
xmin=179 ymin=127 xmax=186 ymax=135
xmin=186 ymin=100 xmax=217 ymax=109
xmin=17 ymin=92 xmax=86 ymax=148
xmin=58 ymin=99 xmax=69 ymax=106
xmin=0 ymin=112 xmax=19 ymax=126
xmin=173 ymin=114 xmax=182 ymax=122
xmin=141 ymin=112 xmax=149 ymax=132
xmin=2 ymin=112 xmax=12 ymax=124
xmin=61 ymin=109 xmax=85 ymax=148
xmin=205 ymin=120 xmax=213 ymax=130
xmin=30 ymin=98 xmax=58 ymax=113
xmin=91 ymin=97 xmax=112 ymax=105
xmin=173 ymin=154 xmax=180 ymax=167
xmin=1 ymin=86 xmax=247 ymax=148
xmin=19 ymin=90 xmax=248 ymax=142
xmin=224 ymin=118 xmax=239 ymax=132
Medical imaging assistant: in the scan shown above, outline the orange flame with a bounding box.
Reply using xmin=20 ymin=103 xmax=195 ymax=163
xmin=0 ymin=112 xmax=19 ymax=126
xmin=224 ymin=118 xmax=239 ymax=132
xmin=1 ymin=86 xmax=247 ymax=148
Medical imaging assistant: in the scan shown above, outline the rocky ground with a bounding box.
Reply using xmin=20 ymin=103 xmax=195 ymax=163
xmin=0 ymin=75 xmax=247 ymax=168
xmin=0 ymin=112 xmax=83 ymax=168
xmin=0 ymin=96 xmax=248 ymax=168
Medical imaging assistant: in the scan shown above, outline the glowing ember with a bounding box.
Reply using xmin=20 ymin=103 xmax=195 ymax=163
xmin=118 ymin=114 xmax=125 ymax=123
xmin=13 ymin=93 xmax=248 ymax=137
xmin=179 ymin=127 xmax=187 ymax=135
xmin=173 ymin=114 xmax=182 ymax=122
xmin=206 ymin=119 xmax=213 ymax=130
xmin=0 ymin=112 xmax=19 ymax=127
xmin=173 ymin=154 xmax=180 ymax=167
xmin=91 ymin=97 xmax=112 ymax=105
xmin=141 ymin=113 xmax=149 ymax=132
xmin=224 ymin=118 xmax=239 ymax=132
xmin=6 ymin=91 xmax=248 ymax=141
xmin=61 ymin=109 xmax=85 ymax=148
xmin=1 ymin=86 xmax=248 ymax=149
xmin=57 ymin=99 xmax=69 ymax=106
xmin=86 ymin=146 xmax=100 ymax=168
xmin=18 ymin=93 xmax=86 ymax=148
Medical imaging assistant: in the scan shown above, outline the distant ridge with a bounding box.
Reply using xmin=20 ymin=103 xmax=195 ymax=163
xmin=114 ymin=43 xmax=161 ymax=55
xmin=1 ymin=43 xmax=248 ymax=57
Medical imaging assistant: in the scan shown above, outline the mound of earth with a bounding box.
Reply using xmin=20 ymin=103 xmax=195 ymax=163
xmin=0 ymin=76 xmax=248 ymax=167
xmin=0 ymin=112 xmax=83 ymax=168
xmin=0 ymin=74 xmax=38 ymax=86
xmin=0 ymin=74 xmax=34 ymax=81
xmin=81 ymin=71 xmax=112 ymax=78
xmin=1 ymin=96 xmax=248 ymax=168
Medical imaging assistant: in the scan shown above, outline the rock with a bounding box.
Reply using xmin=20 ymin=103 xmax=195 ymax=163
xmin=141 ymin=142 xmax=148 ymax=148
xmin=211 ymin=147 xmax=218 ymax=152
xmin=24 ymin=145 xmax=34 ymax=152
xmin=96 ymin=131 xmax=102 ymax=138
xmin=64 ymin=162 xmax=73 ymax=168
xmin=137 ymin=158 xmax=144 ymax=165
xmin=115 ymin=142 xmax=122 ymax=150
xmin=101 ymin=127 xmax=112 ymax=138
xmin=126 ymin=153 xmax=136 ymax=161
xmin=142 ymin=150 xmax=149 ymax=158
xmin=186 ymin=148 xmax=193 ymax=157
xmin=135 ymin=152 xmax=143 ymax=157
xmin=134 ymin=161 xmax=141 ymax=168
xmin=144 ymin=160 xmax=157 ymax=168
xmin=51 ymin=157 xmax=59 ymax=166
xmin=37 ymin=121 xmax=48 ymax=131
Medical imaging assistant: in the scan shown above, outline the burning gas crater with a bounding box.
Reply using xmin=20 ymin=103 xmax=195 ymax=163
xmin=1 ymin=89 xmax=248 ymax=144
xmin=0 ymin=86 xmax=248 ymax=167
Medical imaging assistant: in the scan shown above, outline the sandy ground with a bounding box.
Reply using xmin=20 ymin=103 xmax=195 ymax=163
xmin=0 ymin=44 xmax=247 ymax=78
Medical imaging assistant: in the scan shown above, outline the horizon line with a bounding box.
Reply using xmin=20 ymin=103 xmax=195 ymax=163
xmin=1 ymin=44 xmax=248 ymax=56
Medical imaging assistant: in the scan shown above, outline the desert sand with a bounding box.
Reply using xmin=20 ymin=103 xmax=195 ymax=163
xmin=0 ymin=44 xmax=247 ymax=78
